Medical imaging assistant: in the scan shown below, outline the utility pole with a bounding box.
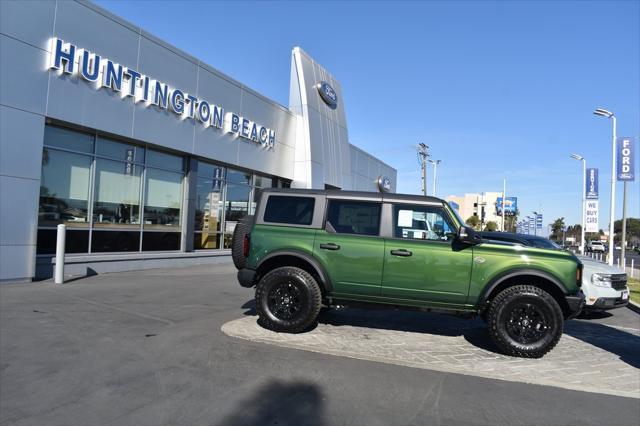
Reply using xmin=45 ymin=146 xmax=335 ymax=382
xmin=417 ymin=143 xmax=430 ymax=196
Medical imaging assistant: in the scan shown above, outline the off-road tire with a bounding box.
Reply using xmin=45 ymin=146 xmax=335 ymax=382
xmin=231 ymin=215 xmax=254 ymax=270
xmin=486 ymin=285 xmax=563 ymax=358
xmin=255 ymin=266 xmax=322 ymax=333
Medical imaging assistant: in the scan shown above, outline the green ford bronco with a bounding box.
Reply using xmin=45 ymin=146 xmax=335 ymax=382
xmin=232 ymin=189 xmax=585 ymax=358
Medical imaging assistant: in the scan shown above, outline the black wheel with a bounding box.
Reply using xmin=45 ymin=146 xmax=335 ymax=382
xmin=231 ymin=215 xmax=254 ymax=270
xmin=486 ymin=285 xmax=563 ymax=358
xmin=255 ymin=266 xmax=322 ymax=333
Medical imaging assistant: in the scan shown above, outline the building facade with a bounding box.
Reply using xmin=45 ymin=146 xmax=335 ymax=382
xmin=0 ymin=0 xmax=396 ymax=282
xmin=446 ymin=192 xmax=506 ymax=230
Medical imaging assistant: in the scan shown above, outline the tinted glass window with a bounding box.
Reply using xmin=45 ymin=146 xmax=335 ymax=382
xmin=146 ymin=150 xmax=183 ymax=171
xmin=44 ymin=126 xmax=94 ymax=153
xmin=394 ymin=204 xmax=456 ymax=241
xmin=97 ymin=137 xmax=144 ymax=163
xmin=264 ymin=196 xmax=315 ymax=225
xmin=227 ymin=168 xmax=251 ymax=185
xmin=327 ymin=200 xmax=380 ymax=236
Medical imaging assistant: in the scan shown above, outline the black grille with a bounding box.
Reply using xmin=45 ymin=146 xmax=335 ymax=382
xmin=610 ymin=274 xmax=627 ymax=291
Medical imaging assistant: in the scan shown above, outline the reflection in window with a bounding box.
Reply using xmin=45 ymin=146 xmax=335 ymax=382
xmin=194 ymin=177 xmax=223 ymax=249
xmin=223 ymin=183 xmax=250 ymax=248
xmin=394 ymin=205 xmax=456 ymax=241
xmin=144 ymin=168 xmax=183 ymax=228
xmin=92 ymin=159 xmax=141 ymax=227
xmin=326 ymin=200 xmax=381 ymax=236
xmin=227 ymin=168 xmax=251 ymax=185
xmin=39 ymin=149 xmax=92 ymax=227
xmin=146 ymin=150 xmax=183 ymax=171
xmin=97 ymin=137 xmax=145 ymax=163
xmin=44 ymin=126 xmax=94 ymax=153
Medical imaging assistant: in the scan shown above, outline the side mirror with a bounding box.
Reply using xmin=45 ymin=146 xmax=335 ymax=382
xmin=458 ymin=225 xmax=478 ymax=245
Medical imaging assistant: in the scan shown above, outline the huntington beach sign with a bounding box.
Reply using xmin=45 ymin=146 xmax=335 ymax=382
xmin=48 ymin=38 xmax=276 ymax=149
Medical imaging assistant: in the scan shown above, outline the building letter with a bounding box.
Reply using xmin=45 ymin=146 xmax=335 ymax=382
xmin=250 ymin=123 xmax=258 ymax=142
xmin=170 ymin=89 xmax=185 ymax=115
xmin=268 ymin=129 xmax=276 ymax=148
xmin=50 ymin=38 xmax=76 ymax=74
xmin=211 ymin=106 xmax=224 ymax=129
xmin=198 ymin=100 xmax=211 ymax=123
xmin=259 ymin=127 xmax=268 ymax=144
xmin=142 ymin=76 xmax=151 ymax=103
xmin=80 ymin=50 xmax=101 ymax=81
xmin=186 ymin=94 xmax=198 ymax=118
xmin=153 ymin=81 xmax=169 ymax=108
xmin=230 ymin=113 xmax=240 ymax=133
xmin=241 ymin=118 xmax=250 ymax=138
xmin=103 ymin=60 xmax=123 ymax=92
xmin=124 ymin=68 xmax=141 ymax=98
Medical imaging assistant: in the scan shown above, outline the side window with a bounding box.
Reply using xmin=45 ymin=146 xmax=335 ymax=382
xmin=393 ymin=204 xmax=456 ymax=241
xmin=263 ymin=196 xmax=315 ymax=225
xmin=326 ymin=200 xmax=381 ymax=236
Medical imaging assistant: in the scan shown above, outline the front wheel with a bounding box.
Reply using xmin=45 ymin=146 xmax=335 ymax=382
xmin=486 ymin=285 xmax=563 ymax=358
xmin=255 ymin=266 xmax=322 ymax=333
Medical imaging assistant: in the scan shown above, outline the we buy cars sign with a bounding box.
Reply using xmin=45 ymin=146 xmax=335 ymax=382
xmin=586 ymin=200 xmax=599 ymax=233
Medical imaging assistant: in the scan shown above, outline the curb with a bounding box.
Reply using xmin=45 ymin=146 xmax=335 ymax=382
xmin=627 ymin=300 xmax=640 ymax=315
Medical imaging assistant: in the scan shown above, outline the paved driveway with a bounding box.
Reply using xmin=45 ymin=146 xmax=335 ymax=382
xmin=223 ymin=306 xmax=640 ymax=398
xmin=1 ymin=262 xmax=639 ymax=426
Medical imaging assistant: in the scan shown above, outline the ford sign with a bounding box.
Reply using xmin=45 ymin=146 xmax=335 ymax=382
xmin=317 ymin=81 xmax=338 ymax=109
xmin=377 ymin=175 xmax=391 ymax=193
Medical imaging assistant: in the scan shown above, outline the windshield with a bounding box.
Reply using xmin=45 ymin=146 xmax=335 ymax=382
xmin=447 ymin=202 xmax=466 ymax=228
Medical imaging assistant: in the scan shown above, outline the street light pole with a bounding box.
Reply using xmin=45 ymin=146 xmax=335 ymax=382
xmin=594 ymin=108 xmax=616 ymax=266
xmin=570 ymin=153 xmax=586 ymax=254
xmin=502 ymin=178 xmax=506 ymax=232
xmin=428 ymin=159 xmax=441 ymax=197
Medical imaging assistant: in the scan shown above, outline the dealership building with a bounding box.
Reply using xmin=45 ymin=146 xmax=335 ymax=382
xmin=0 ymin=0 xmax=396 ymax=282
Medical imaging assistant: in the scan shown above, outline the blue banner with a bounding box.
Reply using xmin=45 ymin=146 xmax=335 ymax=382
xmin=586 ymin=168 xmax=598 ymax=199
xmin=536 ymin=214 xmax=543 ymax=229
xmin=617 ymin=137 xmax=635 ymax=182
xmin=496 ymin=197 xmax=518 ymax=215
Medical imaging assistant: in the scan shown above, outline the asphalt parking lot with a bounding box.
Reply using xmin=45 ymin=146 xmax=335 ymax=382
xmin=1 ymin=261 xmax=639 ymax=426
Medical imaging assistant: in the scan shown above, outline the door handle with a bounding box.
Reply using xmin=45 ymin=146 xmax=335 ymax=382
xmin=320 ymin=243 xmax=341 ymax=251
xmin=390 ymin=249 xmax=412 ymax=257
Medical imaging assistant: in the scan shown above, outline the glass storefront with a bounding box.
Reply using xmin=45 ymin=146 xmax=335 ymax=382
xmin=37 ymin=124 xmax=276 ymax=255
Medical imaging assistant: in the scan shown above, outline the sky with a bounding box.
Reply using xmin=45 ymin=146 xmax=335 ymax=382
xmin=96 ymin=0 xmax=640 ymax=227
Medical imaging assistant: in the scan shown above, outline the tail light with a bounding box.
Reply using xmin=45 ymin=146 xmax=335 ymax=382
xmin=576 ymin=264 xmax=583 ymax=287
xmin=243 ymin=234 xmax=250 ymax=257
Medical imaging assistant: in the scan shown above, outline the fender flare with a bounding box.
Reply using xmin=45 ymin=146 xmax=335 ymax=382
xmin=478 ymin=268 xmax=569 ymax=306
xmin=256 ymin=250 xmax=333 ymax=291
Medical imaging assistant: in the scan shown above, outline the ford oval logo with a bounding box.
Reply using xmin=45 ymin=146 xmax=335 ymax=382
xmin=377 ymin=175 xmax=391 ymax=193
xmin=317 ymin=81 xmax=338 ymax=109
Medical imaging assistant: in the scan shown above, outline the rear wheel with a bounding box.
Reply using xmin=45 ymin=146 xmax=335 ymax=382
xmin=486 ymin=285 xmax=563 ymax=358
xmin=255 ymin=266 xmax=322 ymax=333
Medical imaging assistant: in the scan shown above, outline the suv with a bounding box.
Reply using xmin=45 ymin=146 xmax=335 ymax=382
xmin=232 ymin=189 xmax=585 ymax=358
xmin=478 ymin=232 xmax=629 ymax=311
xmin=587 ymin=241 xmax=606 ymax=253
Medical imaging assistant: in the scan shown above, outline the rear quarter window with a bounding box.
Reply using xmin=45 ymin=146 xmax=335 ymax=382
xmin=263 ymin=196 xmax=315 ymax=225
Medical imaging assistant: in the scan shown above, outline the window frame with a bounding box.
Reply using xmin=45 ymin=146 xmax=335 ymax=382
xmin=388 ymin=202 xmax=458 ymax=244
xmin=263 ymin=195 xmax=316 ymax=226
xmin=324 ymin=199 xmax=383 ymax=237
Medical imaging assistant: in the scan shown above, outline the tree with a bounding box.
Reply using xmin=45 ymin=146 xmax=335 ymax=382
xmin=485 ymin=221 xmax=498 ymax=231
xmin=550 ymin=217 xmax=565 ymax=241
xmin=466 ymin=215 xmax=480 ymax=230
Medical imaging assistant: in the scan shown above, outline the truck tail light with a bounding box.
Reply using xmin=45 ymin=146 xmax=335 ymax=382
xmin=243 ymin=234 xmax=250 ymax=258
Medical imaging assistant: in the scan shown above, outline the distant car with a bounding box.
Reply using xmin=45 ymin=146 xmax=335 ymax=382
xmin=478 ymin=232 xmax=629 ymax=312
xmin=587 ymin=241 xmax=606 ymax=253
